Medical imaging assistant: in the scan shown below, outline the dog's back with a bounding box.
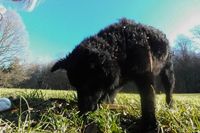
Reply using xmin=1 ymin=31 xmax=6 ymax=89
xmin=77 ymin=18 xmax=169 ymax=76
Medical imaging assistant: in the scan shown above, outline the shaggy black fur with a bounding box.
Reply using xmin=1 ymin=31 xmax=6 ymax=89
xmin=51 ymin=18 xmax=175 ymax=132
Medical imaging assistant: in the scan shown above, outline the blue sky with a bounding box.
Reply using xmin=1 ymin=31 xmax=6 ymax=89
xmin=3 ymin=0 xmax=200 ymax=63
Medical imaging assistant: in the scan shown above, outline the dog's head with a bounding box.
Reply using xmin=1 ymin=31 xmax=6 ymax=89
xmin=51 ymin=47 xmax=112 ymax=87
xmin=51 ymin=48 xmax=112 ymax=114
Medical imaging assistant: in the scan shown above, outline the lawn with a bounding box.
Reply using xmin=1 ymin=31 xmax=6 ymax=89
xmin=0 ymin=88 xmax=200 ymax=133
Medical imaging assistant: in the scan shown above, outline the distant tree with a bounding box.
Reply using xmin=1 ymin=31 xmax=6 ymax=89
xmin=19 ymin=63 xmax=71 ymax=90
xmin=173 ymin=35 xmax=200 ymax=93
xmin=174 ymin=35 xmax=194 ymax=58
xmin=38 ymin=63 xmax=70 ymax=89
xmin=18 ymin=64 xmax=42 ymax=88
xmin=191 ymin=25 xmax=200 ymax=53
xmin=191 ymin=25 xmax=200 ymax=41
xmin=0 ymin=58 xmax=29 ymax=87
xmin=0 ymin=10 xmax=28 ymax=68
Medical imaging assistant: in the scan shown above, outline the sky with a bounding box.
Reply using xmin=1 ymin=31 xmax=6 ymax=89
xmin=1 ymin=0 xmax=200 ymax=64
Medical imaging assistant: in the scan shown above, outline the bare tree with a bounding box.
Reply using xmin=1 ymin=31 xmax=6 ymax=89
xmin=173 ymin=34 xmax=200 ymax=93
xmin=0 ymin=58 xmax=29 ymax=87
xmin=174 ymin=35 xmax=192 ymax=61
xmin=0 ymin=10 xmax=28 ymax=67
xmin=19 ymin=63 xmax=70 ymax=90
xmin=191 ymin=25 xmax=200 ymax=40
xmin=191 ymin=25 xmax=200 ymax=53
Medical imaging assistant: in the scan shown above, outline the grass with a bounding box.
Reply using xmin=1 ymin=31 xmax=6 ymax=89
xmin=0 ymin=88 xmax=200 ymax=133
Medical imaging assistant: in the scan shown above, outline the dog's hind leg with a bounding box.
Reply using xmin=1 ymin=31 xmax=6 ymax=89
xmin=160 ymin=59 xmax=175 ymax=107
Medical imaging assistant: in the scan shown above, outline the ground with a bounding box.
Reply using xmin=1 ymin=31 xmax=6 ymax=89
xmin=0 ymin=88 xmax=200 ymax=133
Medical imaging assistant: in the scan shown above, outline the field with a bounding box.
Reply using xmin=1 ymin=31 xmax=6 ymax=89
xmin=0 ymin=88 xmax=200 ymax=133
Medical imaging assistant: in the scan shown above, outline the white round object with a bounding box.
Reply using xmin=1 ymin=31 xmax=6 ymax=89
xmin=0 ymin=98 xmax=11 ymax=111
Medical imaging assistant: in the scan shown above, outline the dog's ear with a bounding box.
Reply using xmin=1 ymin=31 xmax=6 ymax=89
xmin=51 ymin=59 xmax=67 ymax=72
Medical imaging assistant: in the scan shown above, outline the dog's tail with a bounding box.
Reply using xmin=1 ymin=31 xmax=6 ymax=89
xmin=51 ymin=59 xmax=67 ymax=72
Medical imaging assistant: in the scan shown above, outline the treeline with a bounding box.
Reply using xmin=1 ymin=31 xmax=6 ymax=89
xmin=173 ymin=35 xmax=200 ymax=93
xmin=0 ymin=60 xmax=71 ymax=90
xmin=0 ymin=41 xmax=200 ymax=93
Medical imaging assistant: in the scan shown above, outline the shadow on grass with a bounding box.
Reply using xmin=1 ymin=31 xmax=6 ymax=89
xmin=0 ymin=97 xmax=77 ymax=127
xmin=0 ymin=97 xmax=146 ymax=133
xmin=119 ymin=114 xmax=143 ymax=133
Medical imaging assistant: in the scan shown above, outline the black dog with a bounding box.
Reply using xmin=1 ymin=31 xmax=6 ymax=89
xmin=51 ymin=18 xmax=175 ymax=132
